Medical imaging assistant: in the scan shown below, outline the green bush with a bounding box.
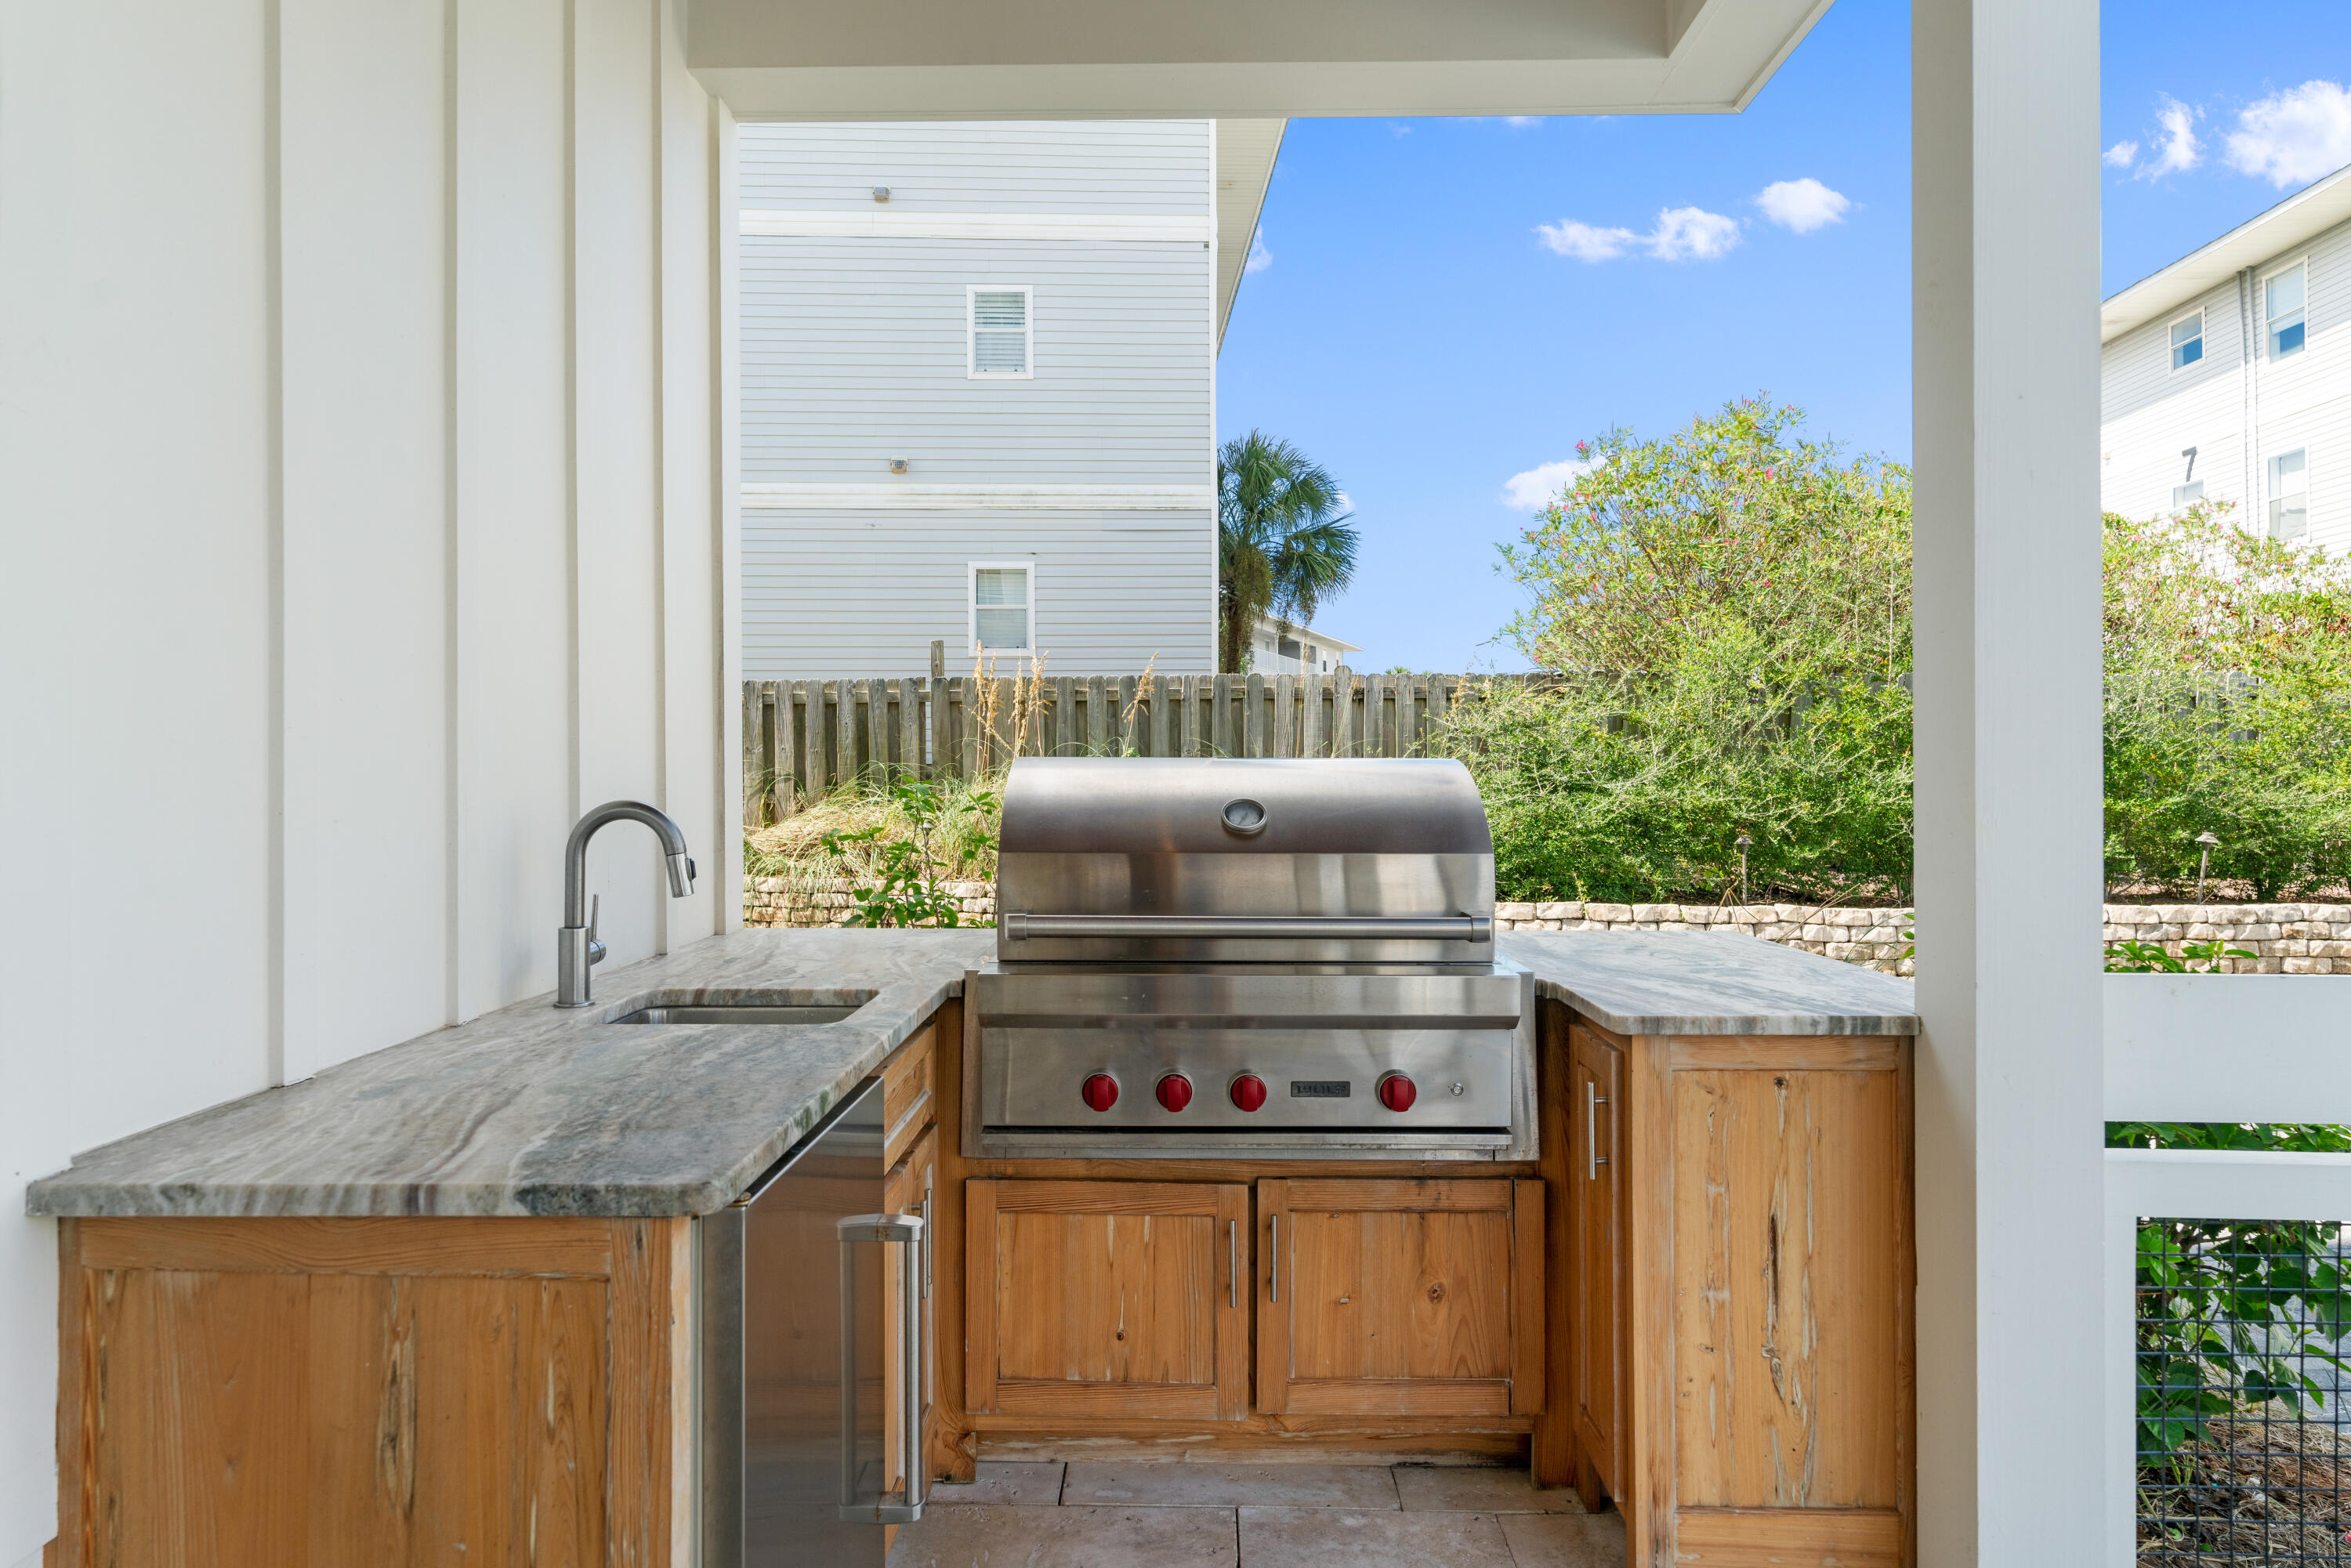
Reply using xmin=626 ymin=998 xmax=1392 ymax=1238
xmin=1459 ymin=399 xmax=2351 ymax=904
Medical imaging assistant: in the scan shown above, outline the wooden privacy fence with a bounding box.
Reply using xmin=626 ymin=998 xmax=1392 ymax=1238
xmin=742 ymin=671 xmax=1516 ymax=824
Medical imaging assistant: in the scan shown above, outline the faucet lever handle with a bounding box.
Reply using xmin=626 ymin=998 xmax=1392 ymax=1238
xmin=587 ymin=893 xmax=607 ymax=966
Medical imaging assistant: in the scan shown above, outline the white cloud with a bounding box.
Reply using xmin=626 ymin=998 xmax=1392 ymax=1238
xmin=1501 ymin=458 xmax=1597 ymax=511
xmin=1538 ymin=206 xmax=1741 ymax=263
xmin=2224 ymin=80 xmax=2351 ymax=188
xmin=1504 ymin=116 xmax=1541 ymax=129
xmin=1753 ymin=178 xmax=1851 ymax=234
xmin=2103 ymin=139 xmax=2140 ymax=169
xmin=1646 ymin=205 xmax=1742 ymax=260
xmin=1244 ymin=232 xmax=1271 ymax=274
xmin=1536 ymin=219 xmax=1639 ymax=261
xmin=2138 ymin=95 xmax=2201 ymax=178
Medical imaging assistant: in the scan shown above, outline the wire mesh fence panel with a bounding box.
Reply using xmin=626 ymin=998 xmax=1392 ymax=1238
xmin=2137 ymin=1215 xmax=2351 ymax=1565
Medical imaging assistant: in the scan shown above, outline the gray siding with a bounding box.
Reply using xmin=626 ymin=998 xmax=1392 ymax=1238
xmin=742 ymin=507 xmax=1214 ymax=676
xmin=738 ymin=120 xmax=1218 ymax=676
xmin=741 ymin=120 xmax=1212 ymax=215
xmin=741 ymin=238 xmax=1211 ymax=484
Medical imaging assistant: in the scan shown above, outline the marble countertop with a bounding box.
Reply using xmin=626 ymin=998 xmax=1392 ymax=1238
xmin=27 ymin=928 xmax=993 ymax=1220
xmin=1498 ymin=929 xmax=1918 ymax=1037
xmin=27 ymin=925 xmax=1914 ymax=1221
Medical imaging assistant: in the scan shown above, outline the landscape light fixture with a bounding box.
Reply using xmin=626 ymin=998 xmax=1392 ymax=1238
xmin=1735 ymin=833 xmax=1753 ymax=905
xmin=2195 ymin=831 xmax=2220 ymax=902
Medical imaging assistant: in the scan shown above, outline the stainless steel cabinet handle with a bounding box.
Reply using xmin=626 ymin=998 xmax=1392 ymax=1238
xmin=1587 ymin=1083 xmax=1610 ymax=1181
xmin=1270 ymin=1214 xmax=1279 ymax=1304
xmin=835 ymin=1212 xmax=927 ymax=1525
xmin=1003 ymin=912 xmax=1493 ymax=943
xmin=1229 ymin=1220 xmax=1238 ymax=1309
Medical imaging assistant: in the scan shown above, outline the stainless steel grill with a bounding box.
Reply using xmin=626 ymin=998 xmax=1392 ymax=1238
xmin=965 ymin=757 xmax=1536 ymax=1160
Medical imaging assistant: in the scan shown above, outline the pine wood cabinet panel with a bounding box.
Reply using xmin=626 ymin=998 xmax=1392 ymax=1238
xmin=1258 ymin=1178 xmax=1542 ymax=1418
xmin=965 ymin=1179 xmax=1250 ymax=1421
xmin=1568 ymin=1022 xmax=1627 ymax=1503
xmin=54 ymin=1216 xmax=687 ymax=1568
xmin=1670 ymin=1067 xmax=1905 ymax=1510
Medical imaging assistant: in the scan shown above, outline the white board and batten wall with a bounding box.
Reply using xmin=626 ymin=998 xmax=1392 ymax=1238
xmin=2100 ymin=165 xmax=2351 ymax=552
xmin=0 ymin=5 xmax=737 ymax=1560
xmin=737 ymin=120 xmax=1257 ymax=678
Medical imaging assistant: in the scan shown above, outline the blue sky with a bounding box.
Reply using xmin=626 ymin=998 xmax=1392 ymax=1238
xmin=1215 ymin=0 xmax=2351 ymax=673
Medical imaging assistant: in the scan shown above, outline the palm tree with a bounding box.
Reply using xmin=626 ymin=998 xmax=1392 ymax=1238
xmin=1217 ymin=431 xmax=1360 ymax=673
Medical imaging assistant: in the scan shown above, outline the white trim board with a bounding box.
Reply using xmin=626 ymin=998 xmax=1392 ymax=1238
xmin=741 ymin=209 xmax=1212 ymax=243
xmin=741 ymin=482 xmax=1214 ymax=510
xmin=2103 ymin=973 xmax=2351 ymax=1123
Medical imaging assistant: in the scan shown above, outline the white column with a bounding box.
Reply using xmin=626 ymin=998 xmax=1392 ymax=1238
xmin=1911 ymin=0 xmax=2106 ymax=1562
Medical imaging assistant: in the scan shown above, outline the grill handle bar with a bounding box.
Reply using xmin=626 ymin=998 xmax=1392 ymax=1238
xmin=1002 ymin=913 xmax=1493 ymax=943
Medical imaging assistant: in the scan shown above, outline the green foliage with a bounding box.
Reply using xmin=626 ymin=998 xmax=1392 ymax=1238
xmin=1218 ymin=431 xmax=1359 ymax=675
xmin=1457 ymin=397 xmax=1914 ymax=903
xmin=2103 ymin=504 xmax=2351 ymax=898
xmin=2107 ymin=1122 xmax=2351 ymax=1463
xmin=817 ymin=777 xmax=998 ymax=928
xmin=2102 ymin=938 xmax=2255 ymax=973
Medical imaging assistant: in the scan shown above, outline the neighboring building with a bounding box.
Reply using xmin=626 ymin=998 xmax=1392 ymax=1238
xmin=1248 ymin=613 xmax=1360 ymax=675
xmin=2100 ymin=161 xmax=2351 ymax=552
xmin=739 ymin=119 xmax=1283 ymax=677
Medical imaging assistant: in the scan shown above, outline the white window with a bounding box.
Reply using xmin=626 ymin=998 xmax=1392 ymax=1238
xmin=2170 ymin=310 xmax=2204 ymax=371
xmin=969 ymin=563 xmax=1032 ymax=652
xmin=2269 ymin=449 xmax=2308 ymax=540
xmin=2172 ymin=480 xmax=2204 ymax=509
xmin=2266 ymin=263 xmax=2306 ymax=360
xmin=967 ymin=286 xmax=1032 ymax=378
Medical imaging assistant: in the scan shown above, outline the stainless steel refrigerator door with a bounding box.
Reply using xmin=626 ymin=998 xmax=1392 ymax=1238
xmin=701 ymin=1077 xmax=889 ymax=1567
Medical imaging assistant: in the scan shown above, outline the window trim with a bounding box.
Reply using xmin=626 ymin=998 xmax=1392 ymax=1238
xmin=2262 ymin=259 xmax=2308 ymax=361
xmin=2168 ymin=308 xmax=2204 ymax=373
xmin=2267 ymin=447 xmax=2309 ymax=540
xmin=966 ymin=560 xmax=1037 ymax=657
xmin=966 ymin=284 xmax=1035 ymax=380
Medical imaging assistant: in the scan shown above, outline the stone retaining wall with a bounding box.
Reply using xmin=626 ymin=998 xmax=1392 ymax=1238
xmin=744 ymin=877 xmax=2351 ymax=975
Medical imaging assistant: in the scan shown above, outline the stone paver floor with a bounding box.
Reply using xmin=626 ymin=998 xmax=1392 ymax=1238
xmin=886 ymin=1461 xmax=1626 ymax=1567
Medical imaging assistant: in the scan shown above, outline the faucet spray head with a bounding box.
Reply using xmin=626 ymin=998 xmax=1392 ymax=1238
xmin=667 ymin=851 xmax=697 ymax=898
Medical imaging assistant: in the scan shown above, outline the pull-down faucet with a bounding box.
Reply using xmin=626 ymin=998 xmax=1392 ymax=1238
xmin=556 ymin=801 xmax=696 ymax=1007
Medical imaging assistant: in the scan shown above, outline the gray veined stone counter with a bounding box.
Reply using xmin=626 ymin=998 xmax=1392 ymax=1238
xmin=25 ymin=926 xmax=1914 ymax=1222
xmin=26 ymin=927 xmax=993 ymax=1220
xmin=1498 ymin=929 xmax=1918 ymax=1037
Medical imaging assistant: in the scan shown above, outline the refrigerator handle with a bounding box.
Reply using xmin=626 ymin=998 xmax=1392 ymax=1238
xmin=835 ymin=1212 xmax=927 ymax=1526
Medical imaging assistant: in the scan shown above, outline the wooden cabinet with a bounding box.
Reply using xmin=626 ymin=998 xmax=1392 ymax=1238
xmin=964 ymin=1179 xmax=1251 ymax=1420
xmin=53 ymin=1215 xmax=690 ymax=1567
xmin=1257 ymin=1178 xmax=1543 ymax=1418
xmin=1567 ymin=1023 xmax=1627 ymax=1505
xmin=1612 ymin=1024 xmax=1916 ymax=1568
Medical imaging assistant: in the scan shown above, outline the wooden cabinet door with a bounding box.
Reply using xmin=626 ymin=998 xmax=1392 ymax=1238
xmin=1257 ymin=1178 xmax=1543 ymax=1418
xmin=882 ymin=1124 xmax=938 ymax=1535
xmin=965 ymin=1179 xmax=1251 ymax=1421
xmin=1568 ymin=1023 xmax=1627 ymax=1497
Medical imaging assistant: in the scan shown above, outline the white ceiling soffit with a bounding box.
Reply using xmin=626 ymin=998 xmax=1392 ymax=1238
xmin=2100 ymin=162 xmax=2351 ymax=344
xmin=1216 ymin=119 xmax=1284 ymax=348
xmin=687 ymin=0 xmax=1835 ymax=120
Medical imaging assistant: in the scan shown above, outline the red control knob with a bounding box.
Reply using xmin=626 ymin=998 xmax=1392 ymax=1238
xmin=1377 ymin=1073 xmax=1418 ymax=1113
xmin=1230 ymin=1074 xmax=1268 ymax=1114
xmin=1081 ymin=1074 xmax=1119 ymax=1113
xmin=1155 ymin=1074 xmax=1194 ymax=1113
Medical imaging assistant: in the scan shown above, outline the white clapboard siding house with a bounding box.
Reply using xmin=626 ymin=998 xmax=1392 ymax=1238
xmin=2101 ymin=161 xmax=2351 ymax=552
xmin=1250 ymin=612 xmax=1361 ymax=675
xmin=740 ymin=119 xmax=1283 ymax=678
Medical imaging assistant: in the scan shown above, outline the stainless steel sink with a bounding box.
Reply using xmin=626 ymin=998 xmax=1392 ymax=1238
xmin=607 ymin=990 xmax=878 ymax=1027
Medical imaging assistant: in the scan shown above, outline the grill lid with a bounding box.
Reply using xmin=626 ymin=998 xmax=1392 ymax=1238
xmin=994 ymin=757 xmax=1496 ymax=965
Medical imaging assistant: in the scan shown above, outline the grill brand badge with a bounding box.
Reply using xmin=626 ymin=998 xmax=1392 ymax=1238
xmin=1288 ymin=1080 xmax=1351 ymax=1099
